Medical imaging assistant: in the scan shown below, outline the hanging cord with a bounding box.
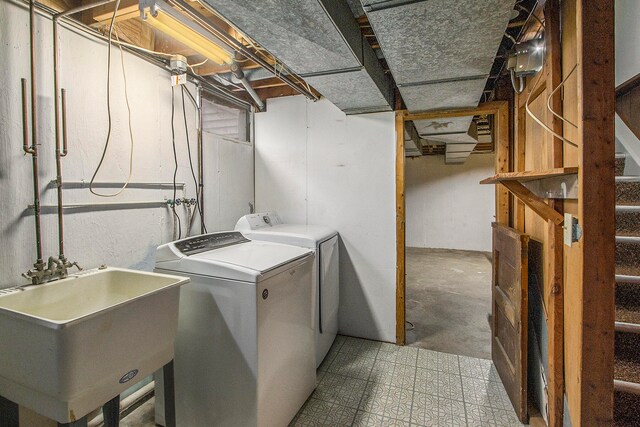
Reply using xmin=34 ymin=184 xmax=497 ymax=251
xmin=89 ymin=1 xmax=136 ymax=197
xmin=546 ymin=63 xmax=579 ymax=129
xmin=181 ymin=85 xmax=208 ymax=234
xmin=525 ymin=67 xmax=579 ymax=148
xmin=171 ymin=87 xmax=182 ymax=239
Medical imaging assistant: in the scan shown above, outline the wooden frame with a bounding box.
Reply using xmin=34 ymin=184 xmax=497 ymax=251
xmin=395 ymin=101 xmax=509 ymax=345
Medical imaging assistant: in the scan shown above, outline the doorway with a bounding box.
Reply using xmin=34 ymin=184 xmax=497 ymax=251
xmin=395 ymin=103 xmax=510 ymax=357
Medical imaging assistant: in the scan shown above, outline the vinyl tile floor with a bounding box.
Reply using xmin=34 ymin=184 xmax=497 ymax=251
xmin=120 ymin=335 xmax=525 ymax=427
xmin=289 ymin=335 xmax=526 ymax=427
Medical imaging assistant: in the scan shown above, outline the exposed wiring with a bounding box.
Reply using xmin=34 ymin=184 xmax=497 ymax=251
xmin=525 ymin=69 xmax=579 ymax=148
xmin=510 ymin=69 xmax=524 ymax=94
xmin=181 ymin=85 xmax=207 ymax=235
xmin=170 ymin=87 xmax=182 ymax=239
xmin=547 ymin=63 xmax=578 ymax=129
xmin=187 ymin=58 xmax=208 ymax=74
xmin=516 ymin=3 xmax=545 ymax=29
xmin=109 ymin=29 xmax=175 ymax=59
xmin=89 ymin=0 xmax=136 ymax=197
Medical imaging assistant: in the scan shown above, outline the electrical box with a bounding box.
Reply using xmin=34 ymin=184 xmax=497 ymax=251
xmin=507 ymin=39 xmax=545 ymax=77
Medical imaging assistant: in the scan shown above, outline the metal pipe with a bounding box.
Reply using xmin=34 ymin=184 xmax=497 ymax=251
xmin=54 ymin=181 xmax=186 ymax=188
xmin=29 ymin=201 xmax=173 ymax=209
xmin=165 ymin=0 xmax=318 ymax=101
xmin=27 ymin=0 xmax=44 ymax=270
xmin=20 ymin=79 xmax=33 ymax=155
xmin=61 ymin=88 xmax=68 ymax=156
xmin=54 ymin=88 xmax=66 ymax=260
xmin=230 ymin=60 xmax=264 ymax=110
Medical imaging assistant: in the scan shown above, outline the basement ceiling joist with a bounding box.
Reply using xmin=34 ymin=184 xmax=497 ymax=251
xmin=203 ymin=0 xmax=393 ymax=113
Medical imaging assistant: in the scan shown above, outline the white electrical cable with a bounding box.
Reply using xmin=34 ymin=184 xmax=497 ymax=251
xmin=89 ymin=1 xmax=136 ymax=197
xmin=525 ymin=68 xmax=579 ymax=148
xmin=187 ymin=58 xmax=208 ymax=73
xmin=546 ymin=63 xmax=578 ymax=129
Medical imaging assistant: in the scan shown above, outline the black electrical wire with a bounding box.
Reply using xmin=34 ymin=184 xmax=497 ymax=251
xmin=181 ymin=85 xmax=207 ymax=234
xmin=171 ymin=86 xmax=182 ymax=239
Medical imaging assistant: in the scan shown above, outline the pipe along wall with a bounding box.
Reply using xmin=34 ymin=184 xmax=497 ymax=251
xmin=0 ymin=0 xmax=254 ymax=290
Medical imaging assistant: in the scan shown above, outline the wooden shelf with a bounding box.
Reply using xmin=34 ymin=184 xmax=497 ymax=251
xmin=480 ymin=167 xmax=579 ymax=185
xmin=480 ymin=168 xmax=578 ymax=226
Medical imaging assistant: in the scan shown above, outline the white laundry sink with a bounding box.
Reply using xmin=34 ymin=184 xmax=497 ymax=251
xmin=0 ymin=266 xmax=189 ymax=423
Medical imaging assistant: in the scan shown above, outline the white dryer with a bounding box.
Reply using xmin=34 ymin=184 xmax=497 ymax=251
xmin=235 ymin=212 xmax=339 ymax=368
xmin=154 ymin=231 xmax=315 ymax=427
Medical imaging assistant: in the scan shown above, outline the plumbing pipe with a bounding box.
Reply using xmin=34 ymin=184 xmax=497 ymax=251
xmin=54 ymin=87 xmax=68 ymax=261
xmin=24 ymin=0 xmax=45 ymax=273
xmin=29 ymin=201 xmax=173 ymax=210
xmin=230 ymin=61 xmax=264 ymax=111
xmin=53 ymin=181 xmax=186 ymax=189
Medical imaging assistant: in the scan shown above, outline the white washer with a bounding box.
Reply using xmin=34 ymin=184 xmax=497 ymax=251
xmin=154 ymin=231 xmax=316 ymax=427
xmin=235 ymin=212 xmax=339 ymax=368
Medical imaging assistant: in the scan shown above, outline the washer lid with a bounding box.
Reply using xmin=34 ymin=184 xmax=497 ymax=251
xmin=155 ymin=235 xmax=313 ymax=282
xmin=190 ymin=240 xmax=311 ymax=272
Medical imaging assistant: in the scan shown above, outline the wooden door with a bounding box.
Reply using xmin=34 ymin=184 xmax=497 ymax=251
xmin=491 ymin=223 xmax=529 ymax=422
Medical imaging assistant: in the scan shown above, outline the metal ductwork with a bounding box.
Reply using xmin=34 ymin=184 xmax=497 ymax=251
xmin=363 ymin=0 xmax=514 ymax=162
xmin=202 ymin=0 xmax=393 ymax=114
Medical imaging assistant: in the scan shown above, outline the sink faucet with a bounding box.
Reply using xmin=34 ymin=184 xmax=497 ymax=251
xmin=22 ymin=256 xmax=82 ymax=286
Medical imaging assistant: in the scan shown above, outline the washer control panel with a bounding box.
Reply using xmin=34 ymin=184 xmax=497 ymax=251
xmin=174 ymin=232 xmax=250 ymax=256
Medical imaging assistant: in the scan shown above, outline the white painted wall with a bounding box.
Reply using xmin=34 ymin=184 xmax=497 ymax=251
xmin=615 ymin=0 xmax=640 ymax=171
xmin=0 ymin=0 xmax=253 ymax=289
xmin=616 ymin=0 xmax=640 ymax=86
xmin=405 ymin=154 xmax=495 ymax=252
xmin=255 ymin=96 xmax=397 ymax=343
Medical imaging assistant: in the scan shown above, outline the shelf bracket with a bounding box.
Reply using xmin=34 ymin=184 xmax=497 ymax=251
xmin=500 ymin=181 xmax=565 ymax=225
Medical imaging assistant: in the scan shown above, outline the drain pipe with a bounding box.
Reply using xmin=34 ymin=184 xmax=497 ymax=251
xmin=230 ymin=61 xmax=264 ymax=111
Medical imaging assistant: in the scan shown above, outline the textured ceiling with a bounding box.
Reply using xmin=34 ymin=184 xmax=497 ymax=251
xmin=204 ymin=0 xmax=393 ymax=113
xmin=203 ymin=0 xmax=360 ymax=75
xmin=398 ymin=78 xmax=488 ymax=113
xmin=367 ymin=0 xmax=514 ymax=84
xmin=367 ymin=0 xmax=514 ymax=112
xmin=305 ymin=70 xmax=392 ymax=114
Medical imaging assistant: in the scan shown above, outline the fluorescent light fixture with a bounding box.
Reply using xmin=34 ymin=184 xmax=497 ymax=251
xmin=140 ymin=0 xmax=232 ymax=65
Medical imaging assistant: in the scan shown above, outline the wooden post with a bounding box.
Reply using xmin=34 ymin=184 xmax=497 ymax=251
xmin=574 ymin=0 xmax=616 ymax=424
xmin=544 ymin=1 xmax=565 ymax=425
xmin=496 ymin=101 xmax=510 ymax=225
xmin=395 ymin=111 xmax=406 ymax=346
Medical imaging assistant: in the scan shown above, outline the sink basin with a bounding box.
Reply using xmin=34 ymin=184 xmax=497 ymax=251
xmin=0 ymin=266 xmax=189 ymax=423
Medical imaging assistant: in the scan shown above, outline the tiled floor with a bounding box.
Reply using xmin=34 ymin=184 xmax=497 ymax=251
xmin=289 ymin=335 xmax=526 ymax=427
xmin=120 ymin=335 xmax=525 ymax=427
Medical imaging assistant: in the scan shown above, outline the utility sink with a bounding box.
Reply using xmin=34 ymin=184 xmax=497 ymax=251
xmin=0 ymin=266 xmax=189 ymax=423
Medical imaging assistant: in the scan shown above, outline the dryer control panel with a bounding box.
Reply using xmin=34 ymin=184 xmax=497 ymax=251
xmin=174 ymin=232 xmax=250 ymax=256
xmin=235 ymin=212 xmax=283 ymax=231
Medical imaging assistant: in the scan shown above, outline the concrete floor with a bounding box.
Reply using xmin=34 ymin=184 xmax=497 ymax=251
xmin=405 ymin=248 xmax=493 ymax=360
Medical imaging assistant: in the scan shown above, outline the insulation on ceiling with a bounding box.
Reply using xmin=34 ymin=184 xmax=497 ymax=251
xmin=203 ymin=0 xmax=360 ymax=74
xmin=366 ymin=0 xmax=513 ymax=111
xmin=203 ymin=0 xmax=393 ymax=114
xmin=305 ymin=70 xmax=391 ymax=113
